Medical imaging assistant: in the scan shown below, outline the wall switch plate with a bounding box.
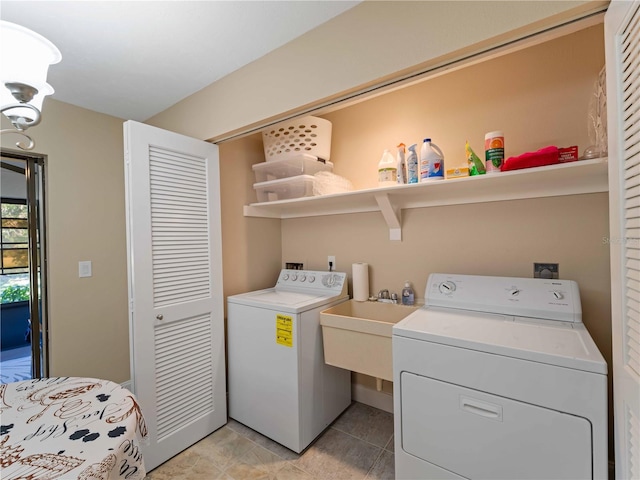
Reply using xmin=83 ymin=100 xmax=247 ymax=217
xmin=534 ymin=262 xmax=559 ymax=279
xmin=79 ymin=260 xmax=92 ymax=278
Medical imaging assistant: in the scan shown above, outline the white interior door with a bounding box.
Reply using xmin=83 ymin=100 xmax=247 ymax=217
xmin=605 ymin=2 xmax=640 ymax=478
xmin=123 ymin=120 xmax=226 ymax=471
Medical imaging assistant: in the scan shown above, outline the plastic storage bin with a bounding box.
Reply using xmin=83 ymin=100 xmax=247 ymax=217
xmin=262 ymin=116 xmax=332 ymax=162
xmin=253 ymin=175 xmax=316 ymax=203
xmin=253 ymin=154 xmax=333 ymax=183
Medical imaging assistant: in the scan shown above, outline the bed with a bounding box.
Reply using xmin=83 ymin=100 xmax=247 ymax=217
xmin=0 ymin=377 xmax=147 ymax=479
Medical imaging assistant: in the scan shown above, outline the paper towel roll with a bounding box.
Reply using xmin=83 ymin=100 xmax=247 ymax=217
xmin=352 ymin=263 xmax=369 ymax=301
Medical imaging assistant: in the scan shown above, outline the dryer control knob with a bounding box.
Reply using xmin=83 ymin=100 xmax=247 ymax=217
xmin=552 ymin=291 xmax=564 ymax=300
xmin=308 ymin=276 xmax=315 ymax=283
xmin=300 ymin=275 xmax=307 ymax=282
xmin=509 ymin=288 xmax=521 ymax=297
xmin=323 ymin=274 xmax=336 ymax=287
xmin=291 ymin=274 xmax=298 ymax=281
xmin=438 ymin=281 xmax=457 ymax=294
xmin=283 ymin=274 xmax=289 ymax=281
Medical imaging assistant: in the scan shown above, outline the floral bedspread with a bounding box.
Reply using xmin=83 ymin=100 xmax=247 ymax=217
xmin=0 ymin=377 xmax=148 ymax=479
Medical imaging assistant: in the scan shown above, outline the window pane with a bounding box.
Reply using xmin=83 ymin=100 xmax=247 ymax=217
xmin=1 ymin=203 xmax=27 ymax=219
xmin=3 ymin=268 xmax=28 ymax=274
xmin=2 ymin=248 xmax=28 ymax=269
xmin=2 ymin=218 xmax=28 ymax=228
xmin=0 ymin=273 xmax=30 ymax=304
xmin=2 ymin=243 xmax=28 ymax=249
xmin=2 ymin=229 xmax=28 ymax=244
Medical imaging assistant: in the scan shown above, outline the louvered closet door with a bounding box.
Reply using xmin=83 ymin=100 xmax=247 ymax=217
xmin=605 ymin=2 xmax=640 ymax=478
xmin=123 ymin=121 xmax=225 ymax=471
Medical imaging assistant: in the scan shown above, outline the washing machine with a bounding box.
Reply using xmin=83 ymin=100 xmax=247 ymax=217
xmin=227 ymin=269 xmax=351 ymax=453
xmin=393 ymin=273 xmax=607 ymax=480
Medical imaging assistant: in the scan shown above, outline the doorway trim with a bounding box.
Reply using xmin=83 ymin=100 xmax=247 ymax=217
xmin=1 ymin=147 xmax=49 ymax=378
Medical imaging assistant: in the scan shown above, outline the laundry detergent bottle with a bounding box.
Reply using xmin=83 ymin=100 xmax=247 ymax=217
xmin=378 ymin=149 xmax=397 ymax=187
xmin=420 ymin=138 xmax=445 ymax=181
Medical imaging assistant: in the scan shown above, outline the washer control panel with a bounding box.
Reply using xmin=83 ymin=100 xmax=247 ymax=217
xmin=276 ymin=269 xmax=347 ymax=296
xmin=426 ymin=273 xmax=582 ymax=323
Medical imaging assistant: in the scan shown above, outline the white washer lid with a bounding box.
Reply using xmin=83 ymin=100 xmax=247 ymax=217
xmin=243 ymin=290 xmax=326 ymax=306
xmin=227 ymin=287 xmax=342 ymax=313
xmin=393 ymin=306 xmax=607 ymax=374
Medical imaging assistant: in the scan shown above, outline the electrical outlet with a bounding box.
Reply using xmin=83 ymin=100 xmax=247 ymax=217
xmin=328 ymin=255 xmax=336 ymax=271
xmin=534 ymin=262 xmax=559 ymax=279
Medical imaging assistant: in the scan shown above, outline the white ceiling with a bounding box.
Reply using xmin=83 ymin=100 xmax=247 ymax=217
xmin=1 ymin=1 xmax=360 ymax=121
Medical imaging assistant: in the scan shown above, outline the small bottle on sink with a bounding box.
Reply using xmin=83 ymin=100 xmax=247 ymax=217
xmin=402 ymin=282 xmax=415 ymax=306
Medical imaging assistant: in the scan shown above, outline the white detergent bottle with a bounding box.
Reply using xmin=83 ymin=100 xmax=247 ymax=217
xmin=419 ymin=138 xmax=430 ymax=181
xmin=396 ymin=143 xmax=406 ymax=184
xmin=422 ymin=138 xmax=445 ymax=181
xmin=406 ymin=144 xmax=419 ymax=184
xmin=378 ymin=149 xmax=397 ymax=187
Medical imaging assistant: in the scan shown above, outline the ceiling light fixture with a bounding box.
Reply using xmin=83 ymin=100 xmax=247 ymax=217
xmin=0 ymin=21 xmax=61 ymax=150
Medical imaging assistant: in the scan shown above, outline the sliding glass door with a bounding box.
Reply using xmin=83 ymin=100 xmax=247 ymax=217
xmin=0 ymin=149 xmax=48 ymax=380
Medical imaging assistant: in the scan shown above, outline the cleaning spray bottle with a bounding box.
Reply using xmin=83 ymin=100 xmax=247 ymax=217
xmin=378 ymin=149 xmax=397 ymax=187
xmin=396 ymin=143 xmax=406 ymax=184
xmin=406 ymin=144 xmax=419 ymax=184
xmin=420 ymin=138 xmax=445 ymax=181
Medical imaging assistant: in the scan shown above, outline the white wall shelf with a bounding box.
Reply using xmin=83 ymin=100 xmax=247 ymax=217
xmin=243 ymin=158 xmax=608 ymax=240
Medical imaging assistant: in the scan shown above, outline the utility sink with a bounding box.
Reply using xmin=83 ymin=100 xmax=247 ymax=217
xmin=320 ymin=300 xmax=419 ymax=381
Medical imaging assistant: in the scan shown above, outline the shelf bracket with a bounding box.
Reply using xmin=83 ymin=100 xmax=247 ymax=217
xmin=375 ymin=193 xmax=402 ymax=241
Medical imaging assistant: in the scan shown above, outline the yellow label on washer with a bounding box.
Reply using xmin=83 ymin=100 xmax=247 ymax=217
xmin=276 ymin=314 xmax=293 ymax=347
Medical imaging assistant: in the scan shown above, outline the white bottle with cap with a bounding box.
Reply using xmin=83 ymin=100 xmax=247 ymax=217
xmin=420 ymin=138 xmax=445 ymax=181
xmin=378 ymin=149 xmax=397 ymax=187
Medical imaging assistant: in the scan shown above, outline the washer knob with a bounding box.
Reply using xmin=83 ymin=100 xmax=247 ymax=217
xmin=300 ymin=275 xmax=307 ymax=282
xmin=439 ymin=281 xmax=456 ymax=294
xmin=283 ymin=274 xmax=289 ymax=280
xmin=552 ymin=291 xmax=564 ymax=300
xmin=308 ymin=276 xmax=315 ymax=283
xmin=509 ymin=288 xmax=521 ymax=297
xmin=291 ymin=274 xmax=298 ymax=281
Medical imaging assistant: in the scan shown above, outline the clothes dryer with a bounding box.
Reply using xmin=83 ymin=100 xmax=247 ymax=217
xmin=227 ymin=269 xmax=351 ymax=453
xmin=393 ymin=273 xmax=607 ymax=479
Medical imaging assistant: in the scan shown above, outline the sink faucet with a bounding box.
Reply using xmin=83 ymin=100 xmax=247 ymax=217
xmin=377 ymin=290 xmax=398 ymax=304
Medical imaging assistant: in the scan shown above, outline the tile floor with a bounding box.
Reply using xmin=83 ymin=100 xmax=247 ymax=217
xmin=0 ymin=345 xmax=32 ymax=384
xmin=147 ymin=402 xmax=395 ymax=480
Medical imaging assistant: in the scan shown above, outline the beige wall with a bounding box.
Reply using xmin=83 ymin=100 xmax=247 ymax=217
xmin=222 ymin=23 xmax=611 ymax=373
xmin=147 ymin=0 xmax=608 ymax=142
xmin=2 ymin=100 xmax=129 ymax=383
xmin=218 ymin=136 xmax=282 ymax=304
xmin=230 ymin=23 xmax=612 ymax=446
xmin=325 ymin=24 xmax=606 ymax=189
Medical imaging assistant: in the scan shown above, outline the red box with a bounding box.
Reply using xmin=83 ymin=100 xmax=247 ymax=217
xmin=558 ymin=146 xmax=579 ymax=163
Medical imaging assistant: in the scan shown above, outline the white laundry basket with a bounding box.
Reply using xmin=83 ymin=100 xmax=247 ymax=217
xmin=262 ymin=116 xmax=332 ymax=162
